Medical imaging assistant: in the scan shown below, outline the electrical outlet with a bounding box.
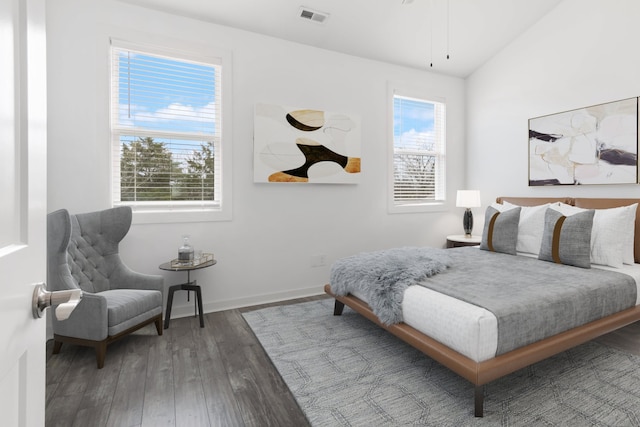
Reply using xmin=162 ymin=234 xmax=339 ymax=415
xmin=310 ymin=254 xmax=326 ymax=267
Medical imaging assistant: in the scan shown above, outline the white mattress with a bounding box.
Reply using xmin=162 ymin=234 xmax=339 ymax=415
xmin=352 ymin=259 xmax=640 ymax=363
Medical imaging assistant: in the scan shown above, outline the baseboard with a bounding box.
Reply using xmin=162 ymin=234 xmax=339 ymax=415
xmin=166 ymin=284 xmax=325 ymax=320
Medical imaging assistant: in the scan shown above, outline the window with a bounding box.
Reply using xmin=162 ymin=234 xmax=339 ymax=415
xmin=389 ymin=90 xmax=446 ymax=212
xmin=110 ymin=40 xmax=230 ymax=221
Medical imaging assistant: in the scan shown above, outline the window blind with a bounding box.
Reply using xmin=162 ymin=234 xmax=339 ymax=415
xmin=110 ymin=41 xmax=223 ymax=209
xmin=392 ymin=95 xmax=446 ymax=204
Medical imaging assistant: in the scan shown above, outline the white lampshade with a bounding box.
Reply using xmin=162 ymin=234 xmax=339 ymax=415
xmin=456 ymin=190 xmax=481 ymax=208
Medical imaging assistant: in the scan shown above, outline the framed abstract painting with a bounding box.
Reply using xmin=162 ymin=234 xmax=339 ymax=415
xmin=253 ymin=103 xmax=361 ymax=184
xmin=529 ymin=97 xmax=638 ymax=186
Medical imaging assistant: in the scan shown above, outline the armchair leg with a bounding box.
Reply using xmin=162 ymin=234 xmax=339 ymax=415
xmin=154 ymin=315 xmax=163 ymax=336
xmin=53 ymin=313 xmax=163 ymax=369
xmin=95 ymin=342 xmax=107 ymax=369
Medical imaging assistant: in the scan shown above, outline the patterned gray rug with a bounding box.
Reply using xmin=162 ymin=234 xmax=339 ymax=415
xmin=243 ymin=298 xmax=640 ymax=426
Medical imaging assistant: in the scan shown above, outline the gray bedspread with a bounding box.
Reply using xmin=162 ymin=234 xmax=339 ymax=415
xmin=417 ymin=248 xmax=637 ymax=355
xmin=331 ymin=246 xmax=637 ymax=356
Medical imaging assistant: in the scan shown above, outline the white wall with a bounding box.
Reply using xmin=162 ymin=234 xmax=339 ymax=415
xmin=467 ymin=0 xmax=640 ymax=210
xmin=46 ymin=0 xmax=465 ymax=316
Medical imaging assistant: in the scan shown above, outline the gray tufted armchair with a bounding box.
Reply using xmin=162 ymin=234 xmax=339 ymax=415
xmin=47 ymin=206 xmax=163 ymax=368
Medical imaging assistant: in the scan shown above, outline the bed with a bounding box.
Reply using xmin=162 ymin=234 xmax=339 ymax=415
xmin=324 ymin=197 xmax=640 ymax=417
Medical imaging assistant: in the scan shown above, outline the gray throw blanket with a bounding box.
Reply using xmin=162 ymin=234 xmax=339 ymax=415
xmin=330 ymin=247 xmax=452 ymax=325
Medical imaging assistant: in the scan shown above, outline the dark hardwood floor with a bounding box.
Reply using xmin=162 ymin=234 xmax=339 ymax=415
xmin=46 ymin=295 xmax=640 ymax=427
xmin=45 ymin=295 xmax=327 ymax=427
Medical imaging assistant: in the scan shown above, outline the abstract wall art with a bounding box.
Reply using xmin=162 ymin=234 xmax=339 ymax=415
xmin=529 ymin=97 xmax=638 ymax=186
xmin=254 ymin=103 xmax=361 ymax=184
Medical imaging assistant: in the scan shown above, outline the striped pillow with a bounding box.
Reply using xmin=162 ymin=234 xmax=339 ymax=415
xmin=538 ymin=208 xmax=594 ymax=268
xmin=479 ymin=206 xmax=521 ymax=255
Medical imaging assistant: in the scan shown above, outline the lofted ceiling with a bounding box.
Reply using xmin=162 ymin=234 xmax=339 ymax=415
xmin=118 ymin=0 xmax=563 ymax=78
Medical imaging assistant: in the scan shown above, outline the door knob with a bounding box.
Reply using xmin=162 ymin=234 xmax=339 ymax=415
xmin=32 ymin=283 xmax=83 ymax=320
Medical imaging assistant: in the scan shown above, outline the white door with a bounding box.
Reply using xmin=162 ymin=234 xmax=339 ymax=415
xmin=0 ymin=0 xmax=48 ymax=425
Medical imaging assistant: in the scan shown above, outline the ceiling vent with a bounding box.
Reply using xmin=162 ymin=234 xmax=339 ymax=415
xmin=298 ymin=6 xmax=329 ymax=24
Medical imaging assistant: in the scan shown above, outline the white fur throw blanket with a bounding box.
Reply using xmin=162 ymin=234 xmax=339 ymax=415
xmin=330 ymin=247 xmax=452 ymax=325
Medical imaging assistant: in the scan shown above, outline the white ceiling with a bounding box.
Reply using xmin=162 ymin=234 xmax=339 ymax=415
xmin=118 ymin=0 xmax=563 ymax=78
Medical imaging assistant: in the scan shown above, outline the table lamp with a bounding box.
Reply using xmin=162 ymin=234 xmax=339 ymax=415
xmin=456 ymin=190 xmax=481 ymax=237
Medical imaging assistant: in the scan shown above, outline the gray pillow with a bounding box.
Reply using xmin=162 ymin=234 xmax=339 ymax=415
xmin=538 ymin=208 xmax=594 ymax=268
xmin=480 ymin=206 xmax=521 ymax=255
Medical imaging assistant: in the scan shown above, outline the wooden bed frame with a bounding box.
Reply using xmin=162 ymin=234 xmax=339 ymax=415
xmin=324 ymin=197 xmax=640 ymax=417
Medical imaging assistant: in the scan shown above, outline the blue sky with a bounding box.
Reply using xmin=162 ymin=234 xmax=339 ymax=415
xmin=117 ymin=50 xmax=217 ymax=135
xmin=393 ymin=96 xmax=436 ymax=150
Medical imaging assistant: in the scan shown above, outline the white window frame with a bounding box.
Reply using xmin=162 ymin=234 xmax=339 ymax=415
xmin=387 ymin=83 xmax=447 ymax=214
xmin=109 ymin=38 xmax=232 ymax=224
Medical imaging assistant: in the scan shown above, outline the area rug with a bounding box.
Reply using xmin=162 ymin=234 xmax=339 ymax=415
xmin=243 ymin=298 xmax=640 ymax=426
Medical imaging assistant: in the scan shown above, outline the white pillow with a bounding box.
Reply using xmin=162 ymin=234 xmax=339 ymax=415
xmin=550 ymin=203 xmax=637 ymax=268
xmin=620 ymin=204 xmax=637 ymax=264
xmin=489 ymin=202 xmax=511 ymax=212
xmin=550 ymin=202 xmax=584 ymax=216
xmin=503 ymin=201 xmax=550 ymax=255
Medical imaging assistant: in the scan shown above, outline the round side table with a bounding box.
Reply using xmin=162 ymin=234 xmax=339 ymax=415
xmin=159 ymin=258 xmax=217 ymax=329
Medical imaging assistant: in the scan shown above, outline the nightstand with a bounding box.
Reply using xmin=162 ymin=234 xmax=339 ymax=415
xmin=446 ymin=234 xmax=481 ymax=248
